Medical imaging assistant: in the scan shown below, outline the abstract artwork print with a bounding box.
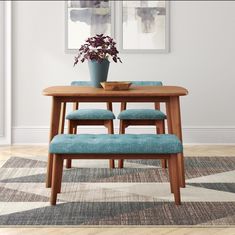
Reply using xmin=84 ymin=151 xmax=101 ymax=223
xmin=121 ymin=1 xmax=169 ymax=52
xmin=66 ymin=0 xmax=113 ymax=50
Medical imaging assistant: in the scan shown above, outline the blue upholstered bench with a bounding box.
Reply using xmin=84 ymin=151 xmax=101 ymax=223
xmin=49 ymin=134 xmax=183 ymax=206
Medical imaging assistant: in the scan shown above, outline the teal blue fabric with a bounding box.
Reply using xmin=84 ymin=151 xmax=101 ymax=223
xmin=71 ymin=81 xmax=163 ymax=87
xmin=71 ymin=81 xmax=91 ymax=86
xmin=66 ymin=109 xmax=115 ymax=120
xmin=118 ymin=109 xmax=166 ymax=120
xmin=49 ymin=134 xmax=183 ymax=154
xmin=131 ymin=81 xmax=162 ymax=86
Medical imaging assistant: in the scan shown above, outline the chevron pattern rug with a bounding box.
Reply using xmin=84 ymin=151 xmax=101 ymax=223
xmin=0 ymin=156 xmax=235 ymax=226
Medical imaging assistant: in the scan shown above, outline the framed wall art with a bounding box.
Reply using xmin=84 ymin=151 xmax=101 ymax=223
xmin=65 ymin=0 xmax=115 ymax=52
xmin=119 ymin=1 xmax=169 ymax=53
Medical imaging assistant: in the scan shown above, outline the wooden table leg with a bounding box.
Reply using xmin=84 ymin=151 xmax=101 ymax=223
xmin=46 ymin=97 xmax=61 ymax=188
xmin=166 ymin=97 xmax=185 ymax=188
xmin=59 ymin=102 xmax=66 ymax=134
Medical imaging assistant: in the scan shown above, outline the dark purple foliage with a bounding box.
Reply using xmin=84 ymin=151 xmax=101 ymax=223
xmin=74 ymin=34 xmax=122 ymax=66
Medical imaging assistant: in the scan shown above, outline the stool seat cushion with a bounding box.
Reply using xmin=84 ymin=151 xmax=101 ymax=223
xmin=118 ymin=109 xmax=166 ymax=120
xmin=66 ymin=109 xmax=115 ymax=120
xmin=49 ymin=134 xmax=183 ymax=154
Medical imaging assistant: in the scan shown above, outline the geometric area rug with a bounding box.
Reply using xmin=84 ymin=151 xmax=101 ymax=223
xmin=0 ymin=156 xmax=235 ymax=226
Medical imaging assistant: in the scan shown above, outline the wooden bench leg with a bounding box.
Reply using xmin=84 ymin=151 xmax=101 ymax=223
xmin=46 ymin=154 xmax=53 ymax=188
xmin=57 ymin=157 xmax=64 ymax=194
xmin=107 ymin=120 xmax=115 ymax=169
xmin=156 ymin=120 xmax=167 ymax=169
xmin=51 ymin=154 xmax=64 ymax=205
xmin=169 ymin=155 xmax=181 ymax=205
xmin=118 ymin=120 xmax=125 ymax=168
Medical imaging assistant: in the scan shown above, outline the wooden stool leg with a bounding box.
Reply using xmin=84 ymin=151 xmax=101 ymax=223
xmin=169 ymin=155 xmax=181 ymax=205
xmin=66 ymin=159 xmax=72 ymax=169
xmin=118 ymin=120 xmax=125 ymax=168
xmin=161 ymin=160 xmax=167 ymax=169
xmin=68 ymin=120 xmax=73 ymax=134
xmin=66 ymin=121 xmax=73 ymax=169
xmin=109 ymin=160 xmax=115 ymax=169
xmin=72 ymin=102 xmax=78 ymax=135
xmin=51 ymin=154 xmax=63 ymax=205
xmin=156 ymin=120 xmax=167 ymax=169
xmin=107 ymin=120 xmax=115 ymax=169
xmin=106 ymin=102 xmax=113 ymax=112
xmin=118 ymin=159 xmax=123 ymax=168
xmin=168 ymin=158 xmax=174 ymax=194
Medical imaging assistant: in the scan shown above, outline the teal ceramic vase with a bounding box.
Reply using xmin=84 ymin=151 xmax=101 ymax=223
xmin=88 ymin=59 xmax=110 ymax=88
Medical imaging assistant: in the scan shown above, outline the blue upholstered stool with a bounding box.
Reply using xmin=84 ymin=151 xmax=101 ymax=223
xmin=66 ymin=81 xmax=116 ymax=169
xmin=118 ymin=81 xmax=167 ymax=168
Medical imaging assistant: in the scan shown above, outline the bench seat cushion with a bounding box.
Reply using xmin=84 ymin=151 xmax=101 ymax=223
xmin=66 ymin=109 xmax=115 ymax=120
xmin=118 ymin=109 xmax=166 ymax=120
xmin=49 ymin=134 xmax=183 ymax=154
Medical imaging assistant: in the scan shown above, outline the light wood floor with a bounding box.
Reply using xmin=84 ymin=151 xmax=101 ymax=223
xmin=0 ymin=145 xmax=234 ymax=235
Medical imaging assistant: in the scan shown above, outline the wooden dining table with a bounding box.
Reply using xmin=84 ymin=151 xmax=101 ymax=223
xmin=43 ymin=85 xmax=188 ymax=188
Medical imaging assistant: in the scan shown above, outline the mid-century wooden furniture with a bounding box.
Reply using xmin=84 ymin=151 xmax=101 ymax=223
xmin=43 ymin=85 xmax=188 ymax=188
xmin=117 ymin=81 xmax=167 ymax=169
xmin=63 ymin=81 xmax=115 ymax=169
xmin=49 ymin=134 xmax=183 ymax=205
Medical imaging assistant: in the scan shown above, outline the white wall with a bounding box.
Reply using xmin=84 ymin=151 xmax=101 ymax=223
xmin=0 ymin=1 xmax=12 ymax=145
xmin=12 ymin=1 xmax=235 ymax=144
xmin=0 ymin=1 xmax=4 ymax=137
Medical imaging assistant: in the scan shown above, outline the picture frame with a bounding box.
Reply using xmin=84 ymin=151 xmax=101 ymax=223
xmin=118 ymin=1 xmax=170 ymax=53
xmin=65 ymin=0 xmax=115 ymax=53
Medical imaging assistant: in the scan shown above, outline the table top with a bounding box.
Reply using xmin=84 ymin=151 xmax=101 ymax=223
xmin=43 ymin=86 xmax=188 ymax=97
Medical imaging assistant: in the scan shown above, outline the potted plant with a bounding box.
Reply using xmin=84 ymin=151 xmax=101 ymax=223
xmin=74 ymin=34 xmax=122 ymax=88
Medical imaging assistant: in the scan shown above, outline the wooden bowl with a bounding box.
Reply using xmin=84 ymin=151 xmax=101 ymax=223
xmin=101 ymin=82 xmax=132 ymax=91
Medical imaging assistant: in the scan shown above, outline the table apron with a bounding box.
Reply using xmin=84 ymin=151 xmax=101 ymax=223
xmin=55 ymin=96 xmax=171 ymax=103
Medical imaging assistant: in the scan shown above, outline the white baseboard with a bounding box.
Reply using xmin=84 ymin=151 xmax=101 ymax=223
xmin=11 ymin=126 xmax=235 ymax=145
